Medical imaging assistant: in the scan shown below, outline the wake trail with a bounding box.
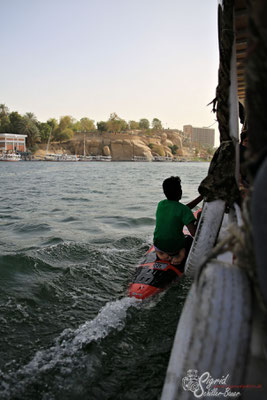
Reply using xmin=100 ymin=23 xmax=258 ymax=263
xmin=0 ymin=296 xmax=141 ymax=399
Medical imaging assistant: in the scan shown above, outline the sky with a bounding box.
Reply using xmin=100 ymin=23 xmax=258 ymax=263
xmin=1 ymin=0 xmax=220 ymax=145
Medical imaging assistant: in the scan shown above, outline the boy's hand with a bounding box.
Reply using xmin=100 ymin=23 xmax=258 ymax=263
xmin=171 ymin=248 xmax=186 ymax=265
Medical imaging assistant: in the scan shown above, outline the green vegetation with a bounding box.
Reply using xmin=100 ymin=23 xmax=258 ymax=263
xmin=0 ymin=104 xmax=215 ymax=161
xmin=106 ymin=113 xmax=128 ymax=133
xmin=128 ymin=120 xmax=139 ymax=130
xmin=168 ymin=144 xmax=178 ymax=155
xmin=17 ymin=113 xmax=40 ymax=148
xmin=152 ymin=118 xmax=162 ymax=130
xmin=139 ymin=118 xmax=150 ymax=130
xmin=0 ymin=104 xmax=170 ymax=151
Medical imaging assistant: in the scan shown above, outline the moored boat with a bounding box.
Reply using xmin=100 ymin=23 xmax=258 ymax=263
xmin=44 ymin=153 xmax=79 ymax=161
xmin=0 ymin=153 xmax=21 ymax=161
xmin=79 ymin=155 xmax=112 ymax=161
xmin=153 ymin=155 xmax=173 ymax=162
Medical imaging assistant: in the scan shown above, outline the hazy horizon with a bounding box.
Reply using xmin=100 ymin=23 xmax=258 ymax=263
xmin=1 ymin=0 xmax=219 ymax=144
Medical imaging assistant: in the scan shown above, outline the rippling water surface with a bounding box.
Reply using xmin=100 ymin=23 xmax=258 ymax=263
xmin=0 ymin=161 xmax=209 ymax=400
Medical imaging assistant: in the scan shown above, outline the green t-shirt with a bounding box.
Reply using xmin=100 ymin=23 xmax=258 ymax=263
xmin=153 ymin=199 xmax=195 ymax=253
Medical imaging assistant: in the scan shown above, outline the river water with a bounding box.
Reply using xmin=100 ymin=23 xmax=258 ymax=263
xmin=0 ymin=161 xmax=209 ymax=400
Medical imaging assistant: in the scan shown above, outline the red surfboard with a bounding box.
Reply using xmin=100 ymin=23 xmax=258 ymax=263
xmin=128 ymin=245 xmax=183 ymax=299
xmin=128 ymin=209 xmax=201 ymax=300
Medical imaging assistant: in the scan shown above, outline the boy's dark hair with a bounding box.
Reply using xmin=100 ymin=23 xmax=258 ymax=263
xmin=162 ymin=176 xmax=182 ymax=201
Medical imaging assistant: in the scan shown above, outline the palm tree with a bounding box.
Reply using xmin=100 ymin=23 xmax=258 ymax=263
xmin=0 ymin=104 xmax=9 ymax=117
xmin=17 ymin=116 xmax=40 ymax=149
xmin=25 ymin=112 xmax=37 ymax=122
xmin=0 ymin=104 xmax=10 ymax=132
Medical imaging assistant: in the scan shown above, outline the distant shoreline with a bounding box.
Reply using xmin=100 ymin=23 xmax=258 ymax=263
xmin=32 ymin=130 xmax=215 ymax=163
xmin=0 ymin=158 xmax=210 ymax=163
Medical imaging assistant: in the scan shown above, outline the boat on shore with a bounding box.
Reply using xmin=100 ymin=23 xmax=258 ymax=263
xmin=89 ymin=155 xmax=111 ymax=161
xmin=78 ymin=155 xmax=94 ymax=161
xmin=79 ymin=155 xmax=112 ymax=161
xmin=132 ymin=156 xmax=150 ymax=161
xmin=44 ymin=153 xmax=79 ymax=162
xmin=0 ymin=153 xmax=21 ymax=161
xmin=153 ymin=155 xmax=173 ymax=162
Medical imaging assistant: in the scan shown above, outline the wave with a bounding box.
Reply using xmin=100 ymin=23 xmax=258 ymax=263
xmin=0 ymin=236 xmax=147 ymax=293
xmin=0 ymin=214 xmax=22 ymax=220
xmin=0 ymin=235 xmax=150 ymax=398
xmin=0 ymin=297 xmax=141 ymax=400
xmin=13 ymin=223 xmax=51 ymax=234
xmin=95 ymin=215 xmax=155 ymax=228
xmin=60 ymin=216 xmax=79 ymax=222
xmin=61 ymin=196 xmax=92 ymax=202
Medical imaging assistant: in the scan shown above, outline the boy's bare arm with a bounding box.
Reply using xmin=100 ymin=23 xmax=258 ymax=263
xmin=186 ymin=195 xmax=203 ymax=210
xmin=187 ymin=221 xmax=197 ymax=237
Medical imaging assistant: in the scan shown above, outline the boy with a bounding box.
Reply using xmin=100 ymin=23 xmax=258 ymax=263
xmin=153 ymin=176 xmax=197 ymax=266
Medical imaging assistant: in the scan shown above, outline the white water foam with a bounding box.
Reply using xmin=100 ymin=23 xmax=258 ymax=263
xmin=0 ymin=296 xmax=141 ymax=399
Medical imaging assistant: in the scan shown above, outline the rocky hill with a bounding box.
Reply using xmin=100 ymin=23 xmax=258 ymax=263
xmin=35 ymin=129 xmax=211 ymax=161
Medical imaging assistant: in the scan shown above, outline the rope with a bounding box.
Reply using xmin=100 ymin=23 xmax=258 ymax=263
xmin=198 ymin=140 xmax=240 ymax=206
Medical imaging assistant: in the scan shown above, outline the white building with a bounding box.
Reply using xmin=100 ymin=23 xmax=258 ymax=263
xmin=0 ymin=133 xmax=27 ymax=153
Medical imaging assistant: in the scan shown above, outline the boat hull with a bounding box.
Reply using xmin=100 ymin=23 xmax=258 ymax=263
xmin=0 ymin=153 xmax=22 ymax=161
